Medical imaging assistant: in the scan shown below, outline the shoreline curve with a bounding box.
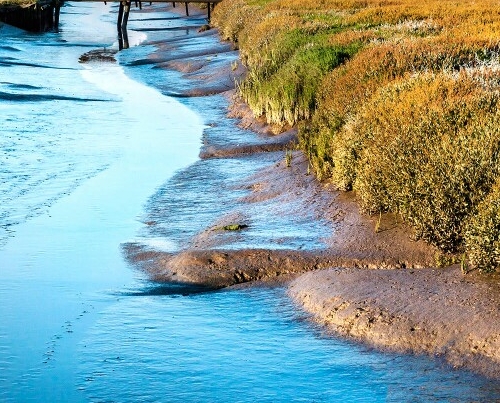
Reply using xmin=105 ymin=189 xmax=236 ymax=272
xmin=122 ymin=2 xmax=500 ymax=380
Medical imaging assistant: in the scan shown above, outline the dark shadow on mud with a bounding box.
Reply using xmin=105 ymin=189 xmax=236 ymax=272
xmin=115 ymin=282 xmax=217 ymax=297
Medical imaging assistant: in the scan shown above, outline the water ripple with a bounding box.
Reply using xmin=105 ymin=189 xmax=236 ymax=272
xmin=77 ymin=288 xmax=500 ymax=403
xmin=0 ymin=60 xmax=77 ymax=69
xmin=115 ymin=282 xmax=215 ymax=297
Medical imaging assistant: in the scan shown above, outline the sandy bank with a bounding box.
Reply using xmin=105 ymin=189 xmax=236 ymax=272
xmin=289 ymin=266 xmax=500 ymax=378
xmin=122 ymin=3 xmax=500 ymax=379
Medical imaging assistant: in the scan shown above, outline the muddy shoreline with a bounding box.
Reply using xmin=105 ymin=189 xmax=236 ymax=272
xmin=122 ymin=3 xmax=500 ymax=379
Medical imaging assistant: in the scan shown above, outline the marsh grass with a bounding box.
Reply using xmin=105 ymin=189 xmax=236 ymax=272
xmin=242 ymin=41 xmax=361 ymax=125
xmin=212 ymin=0 xmax=500 ymax=272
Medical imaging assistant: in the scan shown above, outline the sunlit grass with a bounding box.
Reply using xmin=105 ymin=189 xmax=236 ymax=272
xmin=212 ymin=0 xmax=500 ymax=273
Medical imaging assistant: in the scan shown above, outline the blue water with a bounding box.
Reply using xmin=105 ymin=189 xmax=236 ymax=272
xmin=0 ymin=3 xmax=499 ymax=402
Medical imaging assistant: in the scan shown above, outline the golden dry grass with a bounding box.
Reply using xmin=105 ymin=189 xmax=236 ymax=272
xmin=212 ymin=0 xmax=500 ymax=272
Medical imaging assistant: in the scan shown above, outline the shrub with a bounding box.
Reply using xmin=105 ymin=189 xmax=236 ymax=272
xmin=352 ymin=73 xmax=500 ymax=251
xmin=302 ymin=36 xmax=500 ymax=182
xmin=212 ymin=0 xmax=500 ymax=268
xmin=242 ymin=41 xmax=361 ymax=126
xmin=465 ymin=181 xmax=500 ymax=273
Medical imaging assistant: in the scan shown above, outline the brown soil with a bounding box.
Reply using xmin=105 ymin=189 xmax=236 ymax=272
xmin=126 ymin=150 xmax=437 ymax=288
xmin=289 ymin=266 xmax=500 ymax=379
xmin=199 ymin=120 xmax=297 ymax=159
xmin=123 ymin=3 xmax=500 ymax=379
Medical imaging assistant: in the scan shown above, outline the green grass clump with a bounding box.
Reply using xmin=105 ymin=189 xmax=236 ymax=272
xmin=213 ymin=2 xmax=360 ymax=128
xmin=242 ymin=28 xmax=313 ymax=81
xmin=242 ymin=40 xmax=360 ymax=126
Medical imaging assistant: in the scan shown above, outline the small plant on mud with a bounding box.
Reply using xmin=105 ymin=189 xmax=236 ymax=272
xmin=214 ymin=224 xmax=249 ymax=231
xmin=374 ymin=211 xmax=382 ymax=234
xmin=460 ymin=253 xmax=470 ymax=274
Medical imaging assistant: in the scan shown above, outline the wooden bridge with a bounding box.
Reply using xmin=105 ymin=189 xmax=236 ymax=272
xmin=0 ymin=0 xmax=221 ymax=32
xmin=76 ymin=0 xmax=221 ymax=31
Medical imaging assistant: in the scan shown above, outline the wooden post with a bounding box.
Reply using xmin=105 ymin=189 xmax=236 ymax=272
xmin=54 ymin=4 xmax=60 ymax=30
xmin=207 ymin=2 xmax=210 ymax=21
xmin=184 ymin=2 xmax=189 ymax=16
xmin=37 ymin=4 xmax=42 ymax=32
xmin=121 ymin=1 xmax=131 ymax=29
xmin=117 ymin=1 xmax=124 ymax=31
xmin=120 ymin=26 xmax=129 ymax=49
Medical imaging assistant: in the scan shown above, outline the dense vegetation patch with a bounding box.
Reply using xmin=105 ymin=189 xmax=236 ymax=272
xmin=212 ymin=0 xmax=500 ymax=273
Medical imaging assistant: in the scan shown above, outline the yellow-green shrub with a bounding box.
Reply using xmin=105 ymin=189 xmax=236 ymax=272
xmin=302 ymin=36 xmax=500 ymax=182
xmin=352 ymin=73 xmax=500 ymax=251
xmin=465 ymin=180 xmax=500 ymax=273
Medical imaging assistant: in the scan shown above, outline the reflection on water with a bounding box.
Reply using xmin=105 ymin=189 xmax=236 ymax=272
xmin=78 ymin=287 xmax=500 ymax=403
xmin=0 ymin=3 xmax=201 ymax=402
xmin=0 ymin=3 xmax=499 ymax=403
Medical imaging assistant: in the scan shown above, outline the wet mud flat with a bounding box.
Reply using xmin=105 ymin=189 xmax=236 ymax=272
xmin=120 ymin=3 xmax=500 ymax=381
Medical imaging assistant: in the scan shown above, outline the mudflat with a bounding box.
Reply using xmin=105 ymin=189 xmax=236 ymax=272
xmin=125 ymin=3 xmax=500 ymax=379
xmin=289 ymin=267 xmax=500 ymax=379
